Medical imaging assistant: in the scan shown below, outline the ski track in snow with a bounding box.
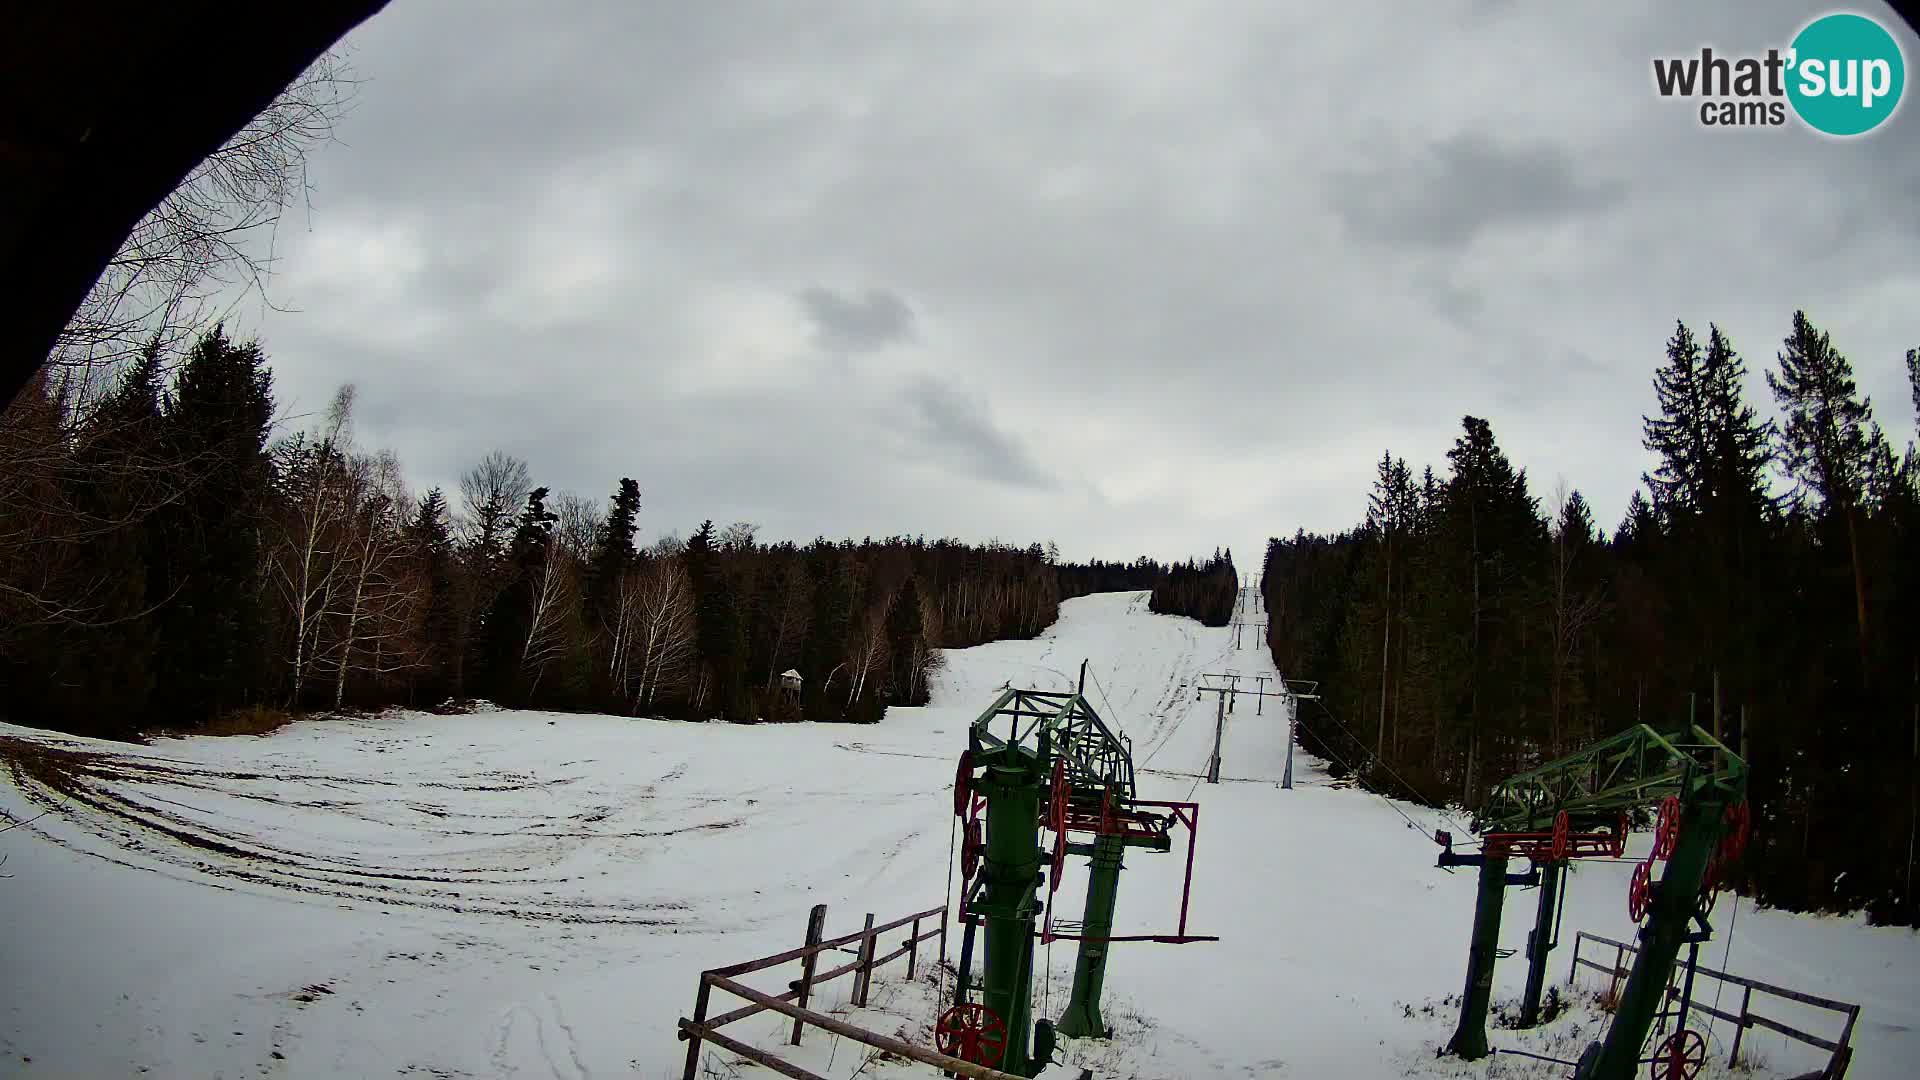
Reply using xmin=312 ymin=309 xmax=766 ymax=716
xmin=1 ymin=591 xmax=1916 ymax=1079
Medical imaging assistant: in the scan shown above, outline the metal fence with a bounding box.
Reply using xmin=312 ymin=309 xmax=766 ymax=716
xmin=1567 ymin=930 xmax=1860 ymax=1078
xmin=677 ymin=900 xmax=1022 ymax=1080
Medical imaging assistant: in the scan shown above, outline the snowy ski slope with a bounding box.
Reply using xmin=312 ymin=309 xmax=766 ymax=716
xmin=1 ymin=591 xmax=1914 ymax=1078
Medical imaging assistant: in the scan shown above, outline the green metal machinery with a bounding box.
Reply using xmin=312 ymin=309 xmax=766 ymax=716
xmin=1434 ymin=722 xmax=1750 ymax=1080
xmin=940 ymin=672 xmax=1213 ymax=1076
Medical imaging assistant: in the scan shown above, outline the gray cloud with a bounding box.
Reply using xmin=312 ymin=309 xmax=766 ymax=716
xmin=798 ymin=286 xmax=916 ymax=352
xmin=899 ymin=376 xmax=1055 ymax=491
xmin=1331 ymin=134 xmax=1628 ymax=250
xmin=228 ymin=1 xmax=1920 ymax=565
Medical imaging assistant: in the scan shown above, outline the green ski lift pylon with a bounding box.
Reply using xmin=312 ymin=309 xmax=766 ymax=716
xmin=1434 ymin=721 xmax=1747 ymax=1080
xmin=948 ymin=664 xmax=1215 ymax=1076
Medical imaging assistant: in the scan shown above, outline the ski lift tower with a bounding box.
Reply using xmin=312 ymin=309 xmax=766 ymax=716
xmin=1433 ymin=722 xmax=1750 ymax=1080
xmin=943 ymin=663 xmax=1215 ymax=1076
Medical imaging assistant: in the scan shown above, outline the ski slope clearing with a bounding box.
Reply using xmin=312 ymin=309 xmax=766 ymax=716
xmin=2 ymin=591 xmax=1915 ymax=1078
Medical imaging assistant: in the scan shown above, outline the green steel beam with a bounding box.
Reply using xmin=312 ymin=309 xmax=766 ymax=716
xmin=1518 ymin=860 xmax=1565 ymax=1028
xmin=1477 ymin=723 xmax=1746 ymax=833
xmin=1446 ymin=851 xmax=1512 ymax=1059
xmin=1054 ymin=832 xmax=1125 ymax=1038
xmin=1576 ymin=788 xmax=1737 ymax=1080
xmin=969 ymin=748 xmax=1048 ymax=1076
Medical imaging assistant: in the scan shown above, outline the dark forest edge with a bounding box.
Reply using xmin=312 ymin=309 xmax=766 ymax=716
xmin=0 ymin=327 xmax=1203 ymax=739
xmin=1148 ymin=549 xmax=1239 ymax=626
xmin=1262 ymin=311 xmax=1920 ymax=926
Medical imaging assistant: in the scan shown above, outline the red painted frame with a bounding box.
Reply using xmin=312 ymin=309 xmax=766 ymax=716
xmin=1040 ymin=799 xmax=1218 ymax=945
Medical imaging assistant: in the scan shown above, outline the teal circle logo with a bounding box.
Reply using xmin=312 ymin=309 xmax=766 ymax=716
xmin=1787 ymin=12 xmax=1905 ymax=136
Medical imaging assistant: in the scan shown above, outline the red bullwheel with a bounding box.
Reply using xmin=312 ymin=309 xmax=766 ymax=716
xmin=961 ymin=818 xmax=984 ymax=880
xmin=953 ymin=750 xmax=975 ymax=818
xmin=1698 ymin=853 xmax=1725 ymax=917
xmin=1611 ymin=812 xmax=1630 ymax=859
xmin=1048 ymin=756 xmax=1069 ymax=834
xmin=1653 ymin=796 xmax=1683 ymax=860
xmin=1649 ymin=1028 xmax=1706 ymax=1080
xmin=1551 ymin=810 xmax=1571 ymax=862
xmin=936 ymin=1002 xmax=1007 ymax=1067
xmin=1628 ymin=859 xmax=1654 ymax=923
xmin=1049 ymin=830 xmax=1068 ymax=893
xmin=1722 ymin=800 xmax=1752 ymax=863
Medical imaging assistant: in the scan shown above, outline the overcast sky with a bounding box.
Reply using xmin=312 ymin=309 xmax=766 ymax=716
xmin=234 ymin=1 xmax=1920 ymax=566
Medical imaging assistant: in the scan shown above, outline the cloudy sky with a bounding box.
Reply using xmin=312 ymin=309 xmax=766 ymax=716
xmin=235 ymin=0 xmax=1920 ymax=566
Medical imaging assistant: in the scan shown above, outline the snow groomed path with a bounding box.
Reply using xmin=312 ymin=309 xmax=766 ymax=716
xmin=2 ymin=592 xmax=1915 ymax=1078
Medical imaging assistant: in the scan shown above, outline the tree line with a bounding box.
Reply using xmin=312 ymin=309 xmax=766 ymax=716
xmin=1262 ymin=311 xmax=1920 ymax=924
xmin=1148 ymin=549 xmax=1239 ymax=626
xmin=0 ymin=328 xmax=1187 ymax=737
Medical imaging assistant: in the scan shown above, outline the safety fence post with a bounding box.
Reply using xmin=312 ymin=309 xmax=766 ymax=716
xmin=854 ymin=912 xmax=877 ymax=1007
xmin=790 ymin=904 xmax=828 ymax=1045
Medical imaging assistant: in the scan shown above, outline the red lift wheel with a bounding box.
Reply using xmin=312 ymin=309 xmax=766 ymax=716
xmin=1722 ymin=800 xmax=1752 ymax=862
xmin=936 ymin=1003 xmax=1008 ymax=1067
xmin=961 ymin=818 xmax=984 ymax=880
xmin=1551 ymin=810 xmax=1571 ymax=862
xmin=1048 ymin=756 xmax=1069 ymax=834
xmin=1611 ymin=812 xmax=1630 ymax=859
xmin=1649 ymin=1028 xmax=1706 ymax=1080
xmin=1698 ymin=854 xmax=1725 ymax=918
xmin=1049 ymin=830 xmax=1067 ymax=893
xmin=1653 ymin=796 xmax=1683 ymax=860
xmin=953 ymin=750 xmax=975 ymax=818
xmin=1628 ymin=860 xmax=1654 ymax=923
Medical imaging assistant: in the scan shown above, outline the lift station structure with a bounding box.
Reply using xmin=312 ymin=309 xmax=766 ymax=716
xmin=940 ymin=672 xmax=1214 ymax=1076
xmin=1434 ymin=721 xmax=1751 ymax=1080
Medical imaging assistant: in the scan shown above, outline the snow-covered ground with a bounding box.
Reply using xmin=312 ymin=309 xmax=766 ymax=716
xmin=1 ymin=590 xmax=1914 ymax=1079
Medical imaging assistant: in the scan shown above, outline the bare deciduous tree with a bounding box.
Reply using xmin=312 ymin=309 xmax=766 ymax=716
xmin=268 ymin=384 xmax=358 ymax=705
xmin=848 ymin=599 xmax=891 ymax=706
xmin=458 ymin=450 xmax=532 ymax=557
xmin=324 ymin=451 xmax=423 ymax=709
xmin=630 ymin=555 xmax=697 ymax=711
xmin=551 ymin=491 xmax=605 ymax=564
xmin=49 ymin=54 xmax=358 ymax=410
xmin=519 ymin=535 xmax=579 ymax=697
xmin=720 ymin=521 xmax=759 ymax=554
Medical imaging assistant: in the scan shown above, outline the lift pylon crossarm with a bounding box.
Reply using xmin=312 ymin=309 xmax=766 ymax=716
xmin=968 ymin=687 xmax=1137 ymax=800
xmin=1476 ymin=723 xmax=1747 ymax=834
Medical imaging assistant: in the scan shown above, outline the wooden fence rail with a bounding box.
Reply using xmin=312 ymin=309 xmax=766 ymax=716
xmin=1567 ymin=930 xmax=1860 ymax=1078
xmin=679 ymin=901 xmax=1020 ymax=1080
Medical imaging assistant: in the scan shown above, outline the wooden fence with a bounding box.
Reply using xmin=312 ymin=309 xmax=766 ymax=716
xmin=677 ymin=901 xmax=1023 ymax=1080
xmin=1568 ymin=930 xmax=1860 ymax=1078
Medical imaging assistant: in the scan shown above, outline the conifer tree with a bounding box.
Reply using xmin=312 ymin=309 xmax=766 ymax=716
xmin=1643 ymin=321 xmax=1711 ymax=519
xmin=477 ymin=487 xmax=555 ymax=703
xmin=802 ymin=544 xmax=861 ymax=722
xmin=148 ymin=325 xmax=275 ymax=722
xmin=686 ymin=519 xmax=746 ymax=719
xmin=585 ymin=478 xmax=640 ymax=627
xmin=409 ymin=488 xmax=458 ymax=701
xmin=1768 ymin=311 xmax=1883 ymax=674
xmin=67 ymin=349 xmax=166 ymax=724
xmin=886 ymin=575 xmax=927 ymax=704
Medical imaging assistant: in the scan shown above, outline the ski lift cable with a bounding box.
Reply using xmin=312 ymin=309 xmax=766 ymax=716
xmin=1306 ymin=696 xmax=1478 ymax=844
xmin=1711 ymin=892 xmax=1742 ymax=1023
xmin=941 ymin=807 xmax=958 ymax=1005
